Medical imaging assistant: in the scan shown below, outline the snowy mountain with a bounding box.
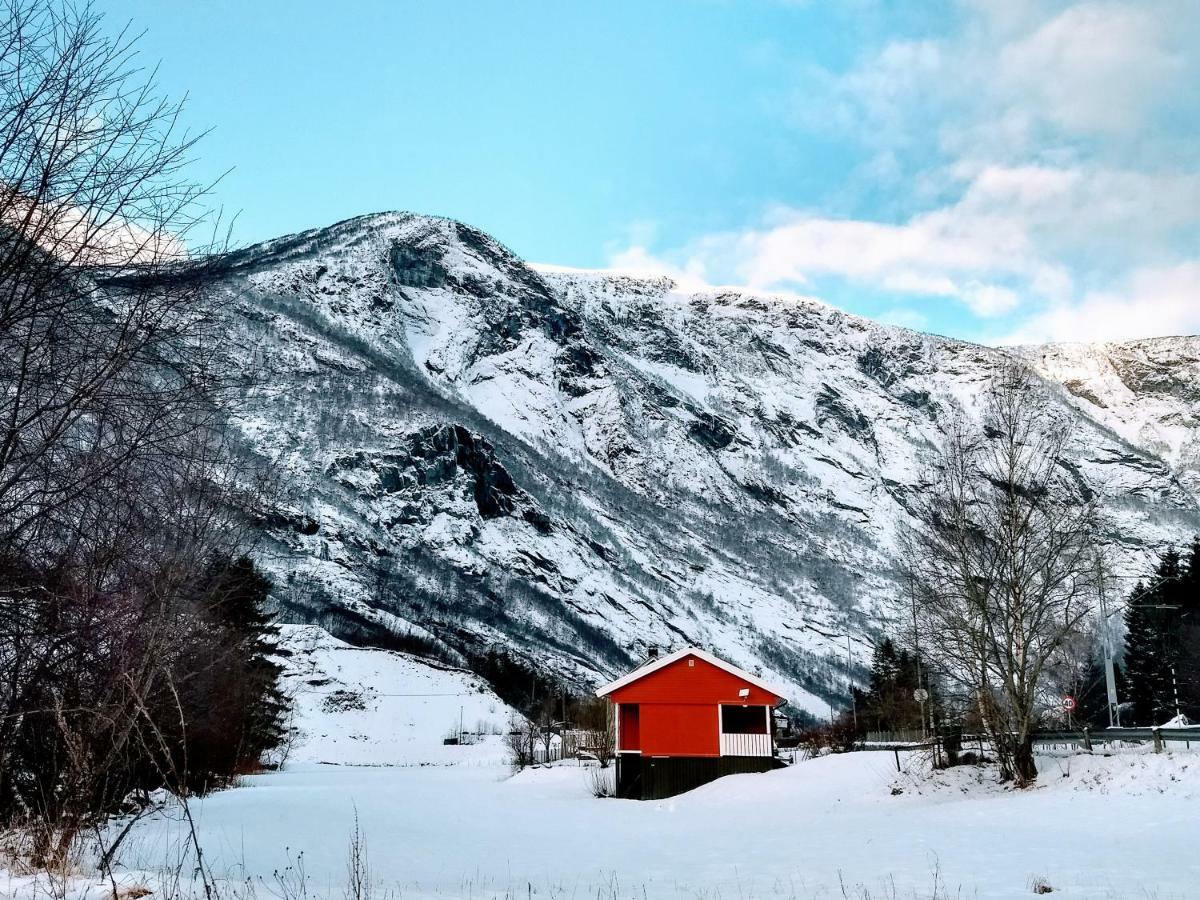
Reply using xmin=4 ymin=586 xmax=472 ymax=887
xmin=1017 ymin=338 xmax=1200 ymax=498
xmin=204 ymin=212 xmax=1200 ymax=715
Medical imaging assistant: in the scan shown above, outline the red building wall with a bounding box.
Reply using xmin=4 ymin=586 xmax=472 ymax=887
xmin=610 ymin=653 xmax=780 ymax=757
xmin=640 ymin=703 xmax=719 ymax=756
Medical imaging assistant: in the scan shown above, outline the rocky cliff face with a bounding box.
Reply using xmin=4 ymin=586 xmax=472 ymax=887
xmin=1018 ymin=338 xmax=1200 ymax=498
xmin=207 ymin=212 xmax=1200 ymax=714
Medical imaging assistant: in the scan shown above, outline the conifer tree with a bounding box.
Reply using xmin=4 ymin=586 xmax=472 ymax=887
xmin=857 ymin=637 xmax=933 ymax=735
xmin=1186 ymin=537 xmax=1200 ymax=599
xmin=205 ymin=556 xmax=289 ymax=760
xmin=1124 ymin=580 xmax=1159 ymax=724
xmin=1123 ymin=549 xmax=1188 ymax=724
xmin=170 ymin=555 xmax=288 ymax=785
xmin=867 ymin=639 xmax=900 ymax=698
xmin=1177 ymin=538 xmax=1200 ymax=718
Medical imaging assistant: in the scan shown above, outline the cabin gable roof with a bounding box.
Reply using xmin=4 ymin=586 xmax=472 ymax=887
xmin=595 ymin=647 xmax=785 ymax=703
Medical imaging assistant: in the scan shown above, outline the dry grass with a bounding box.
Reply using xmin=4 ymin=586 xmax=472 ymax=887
xmin=587 ymin=764 xmax=615 ymax=798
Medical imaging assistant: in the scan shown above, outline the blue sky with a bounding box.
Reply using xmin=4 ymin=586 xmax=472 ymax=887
xmin=104 ymin=0 xmax=1199 ymax=344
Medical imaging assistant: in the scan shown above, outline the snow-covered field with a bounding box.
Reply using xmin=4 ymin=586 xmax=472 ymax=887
xmin=91 ymin=750 xmax=1194 ymax=900
xmin=5 ymin=627 xmax=1198 ymax=900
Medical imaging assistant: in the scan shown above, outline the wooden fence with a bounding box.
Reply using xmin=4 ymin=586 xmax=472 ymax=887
xmin=864 ymin=729 xmax=928 ymax=744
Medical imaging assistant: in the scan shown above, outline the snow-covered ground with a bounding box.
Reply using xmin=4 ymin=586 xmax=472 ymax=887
xmin=25 ymin=749 xmax=1188 ymax=900
xmin=5 ymin=630 xmax=1197 ymax=899
xmin=273 ymin=625 xmax=514 ymax=767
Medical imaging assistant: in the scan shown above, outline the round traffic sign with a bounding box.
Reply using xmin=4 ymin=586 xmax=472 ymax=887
xmin=1062 ymin=695 xmax=1076 ymax=711
xmin=913 ymin=688 xmax=929 ymax=702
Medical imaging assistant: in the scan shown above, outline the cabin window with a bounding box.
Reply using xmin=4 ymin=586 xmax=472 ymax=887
xmin=721 ymin=704 xmax=768 ymax=734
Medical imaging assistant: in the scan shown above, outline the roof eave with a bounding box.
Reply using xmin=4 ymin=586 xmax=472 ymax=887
xmin=594 ymin=646 xmax=787 ymax=701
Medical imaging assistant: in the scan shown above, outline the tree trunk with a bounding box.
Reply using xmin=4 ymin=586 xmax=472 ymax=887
xmin=994 ymin=733 xmax=1015 ymax=782
xmin=1013 ymin=733 xmax=1037 ymax=786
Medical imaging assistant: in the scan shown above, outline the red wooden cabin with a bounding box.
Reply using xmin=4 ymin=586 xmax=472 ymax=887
xmin=596 ymin=647 xmax=786 ymax=799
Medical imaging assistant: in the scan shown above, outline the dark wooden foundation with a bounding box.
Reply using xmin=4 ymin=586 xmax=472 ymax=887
xmin=615 ymin=753 xmax=782 ymax=800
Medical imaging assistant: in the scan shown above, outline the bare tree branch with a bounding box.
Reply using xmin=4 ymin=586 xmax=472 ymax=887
xmin=903 ymin=364 xmax=1100 ymax=785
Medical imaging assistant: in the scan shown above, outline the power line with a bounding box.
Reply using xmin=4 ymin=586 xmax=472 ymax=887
xmin=288 ymin=696 xmax=480 ymax=700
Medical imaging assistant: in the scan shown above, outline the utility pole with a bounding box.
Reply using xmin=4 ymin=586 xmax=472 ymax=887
xmin=1096 ymin=555 xmax=1121 ymax=727
xmin=909 ymin=574 xmax=927 ymax=740
xmin=1172 ymin=666 xmax=1182 ymax=719
xmin=846 ymin=632 xmax=857 ymax=733
xmin=826 ymin=653 xmax=835 ymax=726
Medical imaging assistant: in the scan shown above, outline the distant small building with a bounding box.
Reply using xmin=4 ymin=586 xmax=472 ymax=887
xmin=596 ymin=647 xmax=786 ymax=800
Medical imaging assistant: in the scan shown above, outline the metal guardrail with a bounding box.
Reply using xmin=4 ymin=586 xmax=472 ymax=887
xmin=854 ymin=727 xmax=1200 ymax=748
xmin=852 ymin=727 xmax=1200 ymax=767
xmin=1034 ymin=727 xmax=1200 ymax=741
xmin=1034 ymin=726 xmax=1200 ymax=751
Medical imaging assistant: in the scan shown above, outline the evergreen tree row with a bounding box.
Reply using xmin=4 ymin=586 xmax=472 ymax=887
xmin=0 ymin=553 xmax=288 ymax=839
xmin=1123 ymin=538 xmax=1200 ymax=725
xmin=851 ymin=637 xmax=940 ymax=736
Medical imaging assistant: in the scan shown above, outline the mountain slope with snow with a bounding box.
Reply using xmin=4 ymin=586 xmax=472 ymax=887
xmin=274 ymin=625 xmax=514 ymax=767
xmin=1020 ymin=336 xmax=1200 ymax=497
xmin=201 ymin=212 xmax=1200 ymax=713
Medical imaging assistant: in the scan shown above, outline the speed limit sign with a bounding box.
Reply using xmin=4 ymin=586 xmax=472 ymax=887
xmin=1062 ymin=695 xmax=1076 ymax=711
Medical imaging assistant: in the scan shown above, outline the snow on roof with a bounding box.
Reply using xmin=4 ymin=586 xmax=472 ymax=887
xmin=595 ymin=646 xmax=786 ymax=700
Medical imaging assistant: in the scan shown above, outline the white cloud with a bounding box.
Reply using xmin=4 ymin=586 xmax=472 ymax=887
xmin=604 ymin=1 xmax=1200 ymax=342
xmin=833 ymin=39 xmax=943 ymax=140
xmin=605 ymin=245 xmax=711 ymax=291
xmin=959 ymin=0 xmax=1056 ymax=34
xmin=607 ymin=152 xmax=1200 ymax=330
xmin=963 ymin=283 xmax=1021 ymax=317
xmin=999 ymin=262 xmax=1200 ymax=344
xmin=839 ymin=1 xmax=1195 ymax=160
xmin=1 ymin=194 xmax=186 ymax=266
xmin=608 ymin=162 xmax=1129 ymax=317
xmin=877 ymin=307 xmax=931 ymax=330
xmin=996 ymin=3 xmax=1182 ymax=136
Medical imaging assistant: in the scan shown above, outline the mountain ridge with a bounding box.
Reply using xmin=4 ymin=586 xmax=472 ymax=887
xmin=199 ymin=211 xmax=1200 ymax=714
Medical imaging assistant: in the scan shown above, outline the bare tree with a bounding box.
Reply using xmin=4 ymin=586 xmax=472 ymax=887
xmin=0 ymin=0 xmax=289 ymax=869
xmin=535 ymin=695 xmax=558 ymax=762
xmin=572 ymin=695 xmax=615 ymax=768
xmin=0 ymin=0 xmax=228 ymax=562
xmin=504 ymin=715 xmax=537 ymax=771
xmin=904 ymin=364 xmax=1099 ymax=785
